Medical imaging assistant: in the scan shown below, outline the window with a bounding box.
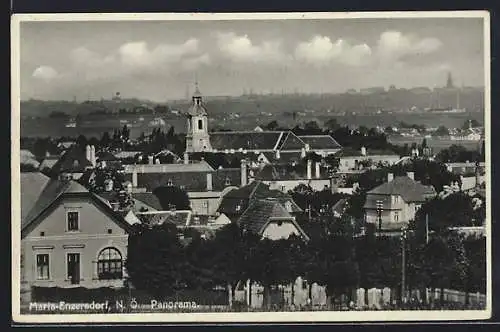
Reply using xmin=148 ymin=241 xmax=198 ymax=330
xmin=67 ymin=253 xmax=80 ymax=284
xmin=198 ymin=119 xmax=203 ymax=130
xmin=36 ymin=254 xmax=50 ymax=280
xmin=167 ymin=179 xmax=173 ymax=186
xmin=67 ymin=211 xmax=79 ymax=231
xmin=235 ymin=205 xmax=242 ymax=212
xmin=394 ymin=211 xmax=399 ymax=222
xmin=97 ymin=247 xmax=123 ymax=280
xmin=225 ymin=177 xmax=232 ymax=186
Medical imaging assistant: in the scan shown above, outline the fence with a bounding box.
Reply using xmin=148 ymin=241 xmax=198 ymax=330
xmin=22 ymin=282 xmax=486 ymax=314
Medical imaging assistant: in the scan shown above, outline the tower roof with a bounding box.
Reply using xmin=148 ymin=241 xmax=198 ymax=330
xmin=188 ymin=82 xmax=207 ymax=116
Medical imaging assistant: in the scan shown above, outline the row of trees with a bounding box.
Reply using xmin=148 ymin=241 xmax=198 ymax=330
xmin=126 ymin=215 xmax=486 ymax=309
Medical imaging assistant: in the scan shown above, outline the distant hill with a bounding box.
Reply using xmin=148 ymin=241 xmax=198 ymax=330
xmin=20 ymin=87 xmax=484 ymax=119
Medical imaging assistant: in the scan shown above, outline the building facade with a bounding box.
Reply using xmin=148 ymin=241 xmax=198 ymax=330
xmin=21 ymin=173 xmax=133 ymax=299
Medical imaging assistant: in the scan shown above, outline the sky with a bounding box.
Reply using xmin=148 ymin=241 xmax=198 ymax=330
xmin=19 ymin=16 xmax=486 ymax=102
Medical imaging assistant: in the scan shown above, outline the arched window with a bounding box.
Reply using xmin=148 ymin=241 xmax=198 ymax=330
xmin=97 ymin=247 xmax=122 ymax=280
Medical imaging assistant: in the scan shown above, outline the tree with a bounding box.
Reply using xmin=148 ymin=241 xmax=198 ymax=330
xmin=461 ymin=119 xmax=481 ymax=130
xmin=100 ymin=132 xmax=111 ymax=148
xmin=303 ymin=121 xmax=323 ymax=134
xmin=324 ymin=118 xmax=341 ymax=132
xmin=265 ymin=120 xmax=279 ymax=131
xmin=435 ymin=144 xmax=481 ymax=163
xmin=432 ymin=125 xmax=449 ymax=137
xmin=126 ymin=222 xmax=189 ymax=297
xmin=421 ymin=138 xmax=428 ymax=149
xmin=153 ymin=186 xmax=191 ymax=210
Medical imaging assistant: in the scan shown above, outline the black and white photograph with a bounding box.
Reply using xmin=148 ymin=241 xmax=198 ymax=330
xmin=11 ymin=12 xmax=491 ymax=323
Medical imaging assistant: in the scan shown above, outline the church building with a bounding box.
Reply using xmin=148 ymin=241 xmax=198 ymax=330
xmin=184 ymin=84 xmax=342 ymax=157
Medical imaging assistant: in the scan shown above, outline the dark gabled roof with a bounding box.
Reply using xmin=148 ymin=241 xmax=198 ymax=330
xmin=366 ymin=176 xmax=437 ymax=203
xmin=210 ymin=131 xmax=285 ymax=151
xmin=217 ymin=181 xmax=302 ymax=217
xmin=298 ymin=135 xmax=342 ymax=150
xmin=339 ymin=148 xmax=399 ymax=158
xmin=135 ymin=210 xmax=191 ymax=227
xmin=254 ymin=164 xmax=329 ymax=181
xmin=96 ymin=151 xmax=118 ymax=162
xmin=21 ymin=178 xmax=133 ymax=236
xmin=212 ymin=168 xmax=242 ymax=191
xmin=237 ymin=199 xmax=309 ymax=240
xmin=51 ymin=146 xmax=92 ymax=173
xmin=21 ymin=172 xmax=51 ymax=224
xmin=278 ymin=132 xmax=306 ymax=151
xmin=136 ymin=172 xmax=208 ymax=192
xmin=132 ymin=192 xmax=163 ymax=211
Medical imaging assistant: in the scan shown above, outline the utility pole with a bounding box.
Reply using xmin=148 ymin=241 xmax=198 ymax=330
xmin=376 ymin=200 xmax=383 ymax=232
xmin=401 ymin=227 xmax=408 ymax=304
xmin=425 ymin=213 xmax=429 ymax=244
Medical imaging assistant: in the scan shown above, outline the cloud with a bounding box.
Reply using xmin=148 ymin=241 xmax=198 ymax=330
xmin=215 ymin=32 xmax=287 ymax=63
xmin=294 ymin=36 xmax=372 ymax=66
xmin=118 ymin=38 xmax=201 ymax=68
xmin=32 ymin=66 xmax=59 ymax=81
xmin=376 ymin=31 xmax=443 ymax=62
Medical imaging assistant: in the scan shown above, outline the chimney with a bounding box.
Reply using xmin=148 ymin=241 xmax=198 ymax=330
xmin=275 ymin=150 xmax=281 ymax=159
xmin=155 ymin=158 xmax=160 ymax=165
xmin=241 ymin=159 xmax=248 ymax=186
xmin=301 ymin=147 xmax=306 ymax=158
xmin=132 ymin=170 xmax=138 ymax=187
xmin=86 ymin=145 xmax=91 ymax=163
xmin=307 ymin=159 xmax=312 ymax=180
xmin=305 ymin=143 xmax=310 ymax=152
xmin=90 ymin=145 xmax=96 ymax=167
xmin=361 ymin=146 xmax=367 ymax=156
xmin=407 ymin=172 xmax=414 ymax=180
xmin=206 ymin=173 xmax=213 ymax=191
xmin=148 ymin=155 xmax=154 ymax=165
xmin=387 ymin=173 xmax=394 ymax=182
xmin=315 ymin=162 xmax=321 ymax=179
xmin=183 ymin=152 xmax=189 ymax=164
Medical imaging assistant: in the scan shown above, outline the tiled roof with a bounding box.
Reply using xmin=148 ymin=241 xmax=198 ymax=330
xmin=96 ymin=151 xmax=118 ymax=161
xmin=298 ymin=135 xmax=342 ymax=150
xmin=132 ymin=192 xmax=163 ymax=211
xmin=212 ymin=168 xmax=242 ymax=191
xmin=237 ymin=199 xmax=309 ymax=240
xmin=20 ymin=172 xmax=51 ymax=224
xmin=210 ymin=131 xmax=285 ymax=151
xmin=188 ymin=153 xmax=243 ymax=169
xmin=21 ymin=177 xmax=88 ymax=229
xmin=135 ymin=210 xmax=192 ymax=227
xmin=123 ymin=161 xmax=214 ymax=174
xmin=339 ymin=148 xmax=399 ymax=157
xmin=254 ymin=163 xmax=329 ymax=180
xmin=366 ymin=176 xmax=437 ymax=203
xmin=217 ymin=181 xmax=301 ymax=218
xmin=39 ymin=157 xmax=59 ymax=170
xmin=278 ymin=132 xmax=306 ymax=151
xmin=136 ymin=172 xmax=208 ymax=192
xmin=51 ymin=146 xmax=93 ymax=174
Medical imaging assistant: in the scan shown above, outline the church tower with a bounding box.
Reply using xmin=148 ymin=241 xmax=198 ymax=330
xmin=185 ymin=82 xmax=212 ymax=153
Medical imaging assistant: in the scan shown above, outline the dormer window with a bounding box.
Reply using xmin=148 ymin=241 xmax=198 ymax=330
xmin=167 ymin=179 xmax=173 ymax=186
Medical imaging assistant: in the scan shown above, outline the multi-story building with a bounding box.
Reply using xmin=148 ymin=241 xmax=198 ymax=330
xmin=363 ymin=172 xmax=436 ymax=231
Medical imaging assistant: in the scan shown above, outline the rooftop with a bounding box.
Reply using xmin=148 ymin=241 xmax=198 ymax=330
xmin=366 ymin=175 xmax=436 ymax=203
xmin=298 ymin=135 xmax=342 ymax=150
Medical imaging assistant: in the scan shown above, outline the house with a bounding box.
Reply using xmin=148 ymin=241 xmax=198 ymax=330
xmin=253 ymin=159 xmax=331 ymax=192
xmin=183 ymin=84 xmax=342 ymax=156
xmin=217 ymin=181 xmax=302 ymax=222
xmin=122 ymin=159 xmax=244 ymax=215
xmin=338 ymin=147 xmax=400 ymax=172
xmin=38 ymin=155 xmax=60 ymax=173
xmin=237 ymin=198 xmax=310 ymax=241
xmin=363 ymin=172 xmax=436 ymax=231
xmin=50 ymin=145 xmax=96 ymax=180
xmin=20 ymin=172 xmax=133 ymax=299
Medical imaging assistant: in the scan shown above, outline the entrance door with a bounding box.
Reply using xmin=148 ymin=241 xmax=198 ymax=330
xmin=67 ymin=253 xmax=80 ymax=285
